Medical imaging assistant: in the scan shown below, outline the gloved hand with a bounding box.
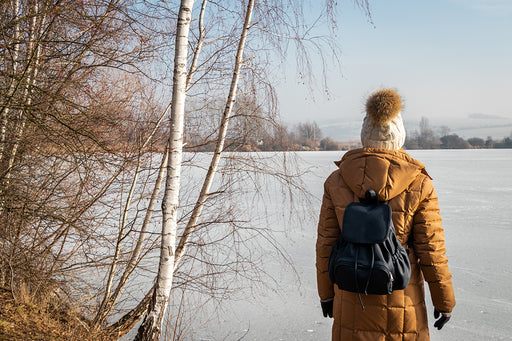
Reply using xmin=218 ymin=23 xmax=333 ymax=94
xmin=434 ymin=309 xmax=451 ymax=330
xmin=321 ymin=298 xmax=333 ymax=318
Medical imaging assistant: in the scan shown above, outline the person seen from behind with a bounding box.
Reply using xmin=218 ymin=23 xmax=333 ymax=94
xmin=315 ymin=88 xmax=455 ymax=340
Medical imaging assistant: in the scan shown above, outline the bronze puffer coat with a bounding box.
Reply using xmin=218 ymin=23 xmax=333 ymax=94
xmin=316 ymin=148 xmax=455 ymax=340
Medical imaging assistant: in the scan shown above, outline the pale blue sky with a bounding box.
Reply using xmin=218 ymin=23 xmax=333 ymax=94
xmin=276 ymin=0 xmax=512 ymax=139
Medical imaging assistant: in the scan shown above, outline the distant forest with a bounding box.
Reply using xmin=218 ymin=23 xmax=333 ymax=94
xmin=403 ymin=117 xmax=512 ymax=150
xmin=181 ymin=118 xmax=363 ymax=152
xmin=210 ymin=117 xmax=512 ymax=152
xmin=271 ymin=117 xmax=512 ymax=151
xmin=109 ymin=114 xmax=511 ymax=153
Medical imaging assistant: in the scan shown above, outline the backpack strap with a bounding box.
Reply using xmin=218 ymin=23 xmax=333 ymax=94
xmin=406 ymin=233 xmax=414 ymax=251
xmin=354 ymin=247 xmax=365 ymax=311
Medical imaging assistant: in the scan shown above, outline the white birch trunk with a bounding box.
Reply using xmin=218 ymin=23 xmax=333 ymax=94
xmin=135 ymin=0 xmax=195 ymax=339
xmin=100 ymin=1 xmax=208 ymax=332
xmin=0 ymin=0 xmax=44 ymax=215
xmin=92 ymin=149 xmax=169 ymax=330
xmin=186 ymin=0 xmax=208 ymax=90
xmin=92 ymin=153 xmax=142 ymax=329
xmin=174 ymin=0 xmax=255 ymax=266
xmin=0 ymin=0 xmax=21 ymax=162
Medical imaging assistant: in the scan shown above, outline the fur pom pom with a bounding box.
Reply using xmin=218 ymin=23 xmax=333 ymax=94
xmin=365 ymin=89 xmax=402 ymax=124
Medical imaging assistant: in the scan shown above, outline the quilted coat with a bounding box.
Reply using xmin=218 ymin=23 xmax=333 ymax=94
xmin=316 ymin=148 xmax=455 ymax=340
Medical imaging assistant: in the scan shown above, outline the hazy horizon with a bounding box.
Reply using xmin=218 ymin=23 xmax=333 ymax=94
xmin=304 ymin=115 xmax=512 ymax=143
xmin=276 ymin=0 xmax=512 ymax=141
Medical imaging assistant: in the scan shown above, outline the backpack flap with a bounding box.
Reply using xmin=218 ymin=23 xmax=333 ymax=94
xmin=329 ymin=198 xmax=411 ymax=299
xmin=341 ymin=202 xmax=392 ymax=244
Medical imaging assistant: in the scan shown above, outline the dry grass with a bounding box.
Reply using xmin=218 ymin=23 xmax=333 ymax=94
xmin=0 ymin=288 xmax=113 ymax=341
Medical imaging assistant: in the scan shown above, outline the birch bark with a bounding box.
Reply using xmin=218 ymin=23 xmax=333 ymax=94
xmin=0 ymin=0 xmax=46 ymax=214
xmin=135 ymin=0 xmax=195 ymax=339
xmin=0 ymin=0 xmax=21 ymax=162
xmin=174 ymin=0 xmax=255 ymax=266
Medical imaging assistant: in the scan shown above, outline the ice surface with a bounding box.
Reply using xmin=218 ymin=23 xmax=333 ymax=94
xmin=187 ymin=149 xmax=512 ymax=340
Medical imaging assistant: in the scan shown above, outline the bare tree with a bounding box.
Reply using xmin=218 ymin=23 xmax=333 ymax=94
xmin=110 ymin=0 xmax=371 ymax=338
xmin=1 ymin=1 xmax=372 ymax=339
xmin=0 ymin=0 xmax=171 ymax=330
xmin=137 ymin=0 xmax=258 ymax=338
xmin=418 ymin=117 xmax=440 ymax=149
xmin=135 ymin=1 xmax=196 ymax=339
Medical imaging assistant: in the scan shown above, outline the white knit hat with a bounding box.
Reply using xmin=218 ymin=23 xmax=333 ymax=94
xmin=360 ymin=89 xmax=406 ymax=150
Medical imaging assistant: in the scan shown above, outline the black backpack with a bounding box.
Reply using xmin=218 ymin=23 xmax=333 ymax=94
xmin=328 ymin=189 xmax=411 ymax=299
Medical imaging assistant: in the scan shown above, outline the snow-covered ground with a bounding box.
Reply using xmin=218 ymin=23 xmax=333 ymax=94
xmin=192 ymin=149 xmax=512 ymax=340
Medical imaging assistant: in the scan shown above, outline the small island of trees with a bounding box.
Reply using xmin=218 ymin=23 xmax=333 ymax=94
xmin=403 ymin=117 xmax=512 ymax=150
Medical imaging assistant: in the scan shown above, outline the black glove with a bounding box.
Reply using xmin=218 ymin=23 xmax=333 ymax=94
xmin=434 ymin=309 xmax=451 ymax=330
xmin=321 ymin=299 xmax=333 ymax=318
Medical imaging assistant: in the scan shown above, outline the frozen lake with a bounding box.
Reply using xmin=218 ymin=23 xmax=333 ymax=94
xmin=190 ymin=149 xmax=512 ymax=340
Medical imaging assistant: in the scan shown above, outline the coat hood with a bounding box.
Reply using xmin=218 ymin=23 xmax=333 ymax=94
xmin=335 ymin=148 xmax=430 ymax=201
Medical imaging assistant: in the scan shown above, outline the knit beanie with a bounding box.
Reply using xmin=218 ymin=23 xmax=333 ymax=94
xmin=360 ymin=88 xmax=406 ymax=150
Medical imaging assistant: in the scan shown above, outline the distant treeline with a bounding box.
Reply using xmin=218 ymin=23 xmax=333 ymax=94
xmin=405 ymin=133 xmax=512 ymax=149
xmin=403 ymin=117 xmax=512 ymax=150
xmin=201 ymin=117 xmax=511 ymax=152
xmin=271 ymin=117 xmax=512 ymax=151
xmin=182 ymin=120 xmax=361 ymax=152
xmin=121 ymin=117 xmax=511 ymax=153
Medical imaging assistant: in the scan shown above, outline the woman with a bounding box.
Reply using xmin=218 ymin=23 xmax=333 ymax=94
xmin=315 ymin=89 xmax=455 ymax=340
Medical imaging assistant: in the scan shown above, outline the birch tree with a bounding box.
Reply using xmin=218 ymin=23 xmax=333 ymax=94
xmin=0 ymin=0 xmax=170 ymax=324
xmin=1 ymin=0 xmax=372 ymax=339
xmin=137 ymin=3 xmax=255 ymax=339
xmin=109 ymin=0 xmax=372 ymax=339
xmin=135 ymin=1 xmax=196 ymax=339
